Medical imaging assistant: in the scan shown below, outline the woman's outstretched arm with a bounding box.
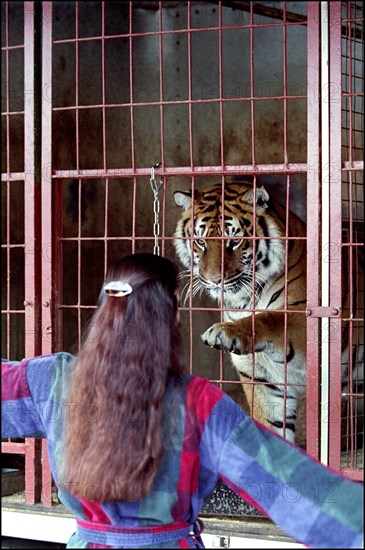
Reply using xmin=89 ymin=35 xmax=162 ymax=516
xmin=214 ymin=398 xmax=363 ymax=548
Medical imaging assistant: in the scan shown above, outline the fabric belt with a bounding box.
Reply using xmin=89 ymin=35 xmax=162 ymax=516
xmin=76 ymin=518 xmax=205 ymax=548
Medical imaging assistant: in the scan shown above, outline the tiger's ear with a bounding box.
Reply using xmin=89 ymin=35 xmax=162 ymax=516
xmin=173 ymin=190 xmax=193 ymax=210
xmin=243 ymin=186 xmax=270 ymax=208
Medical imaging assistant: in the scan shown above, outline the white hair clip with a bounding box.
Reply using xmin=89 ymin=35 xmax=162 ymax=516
xmin=103 ymin=281 xmax=133 ymax=297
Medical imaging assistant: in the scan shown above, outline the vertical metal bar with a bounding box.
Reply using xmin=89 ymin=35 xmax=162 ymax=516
xmin=320 ymin=0 xmax=330 ymax=466
xmin=187 ymin=1 xmax=194 ymax=376
xmin=246 ymin=2 xmax=257 ymax=422
xmin=343 ymin=10 xmax=353 ymax=468
xmin=328 ymin=1 xmax=343 ymax=471
xmin=283 ymin=2 xmax=288 ymax=165
xmin=101 ymin=1 xmax=106 ymax=174
xmin=24 ymin=438 xmax=42 ymax=505
xmin=41 ymin=0 xmax=54 ymax=506
xmin=158 ymin=2 xmax=164 ymax=170
xmin=158 ymin=2 xmax=166 ymax=256
xmin=282 ymin=172 xmax=290 ymax=439
xmin=101 ymin=2 xmax=108 ymax=272
xmin=218 ymin=1 xmax=225 ymax=388
xmin=5 ymin=1 xmax=10 ymax=357
xmin=306 ymin=1 xmax=321 ymax=460
xmin=249 ymin=3 xmax=255 ymax=166
xmin=250 ymin=175 xmax=259 ymax=418
xmin=218 ymin=1 xmax=224 ymax=167
xmin=41 ymin=2 xmax=53 ymax=354
xmin=75 ymin=4 xmax=82 ymax=346
xmin=129 ymin=1 xmax=135 ymax=172
xmin=247 ymin=1 xmax=256 ymax=416
xmin=187 ymin=2 xmax=193 ymax=168
xmin=347 ymin=232 xmax=355 ymax=468
xmin=344 ymin=3 xmax=356 ymax=474
xmin=5 ymin=0 xmax=9 ymax=180
xmin=282 ymin=3 xmax=289 ymax=436
xmin=346 ymin=6 xmax=354 ymax=167
xmin=129 ymin=2 xmax=137 ymax=254
xmin=24 ymin=0 xmax=42 ymax=505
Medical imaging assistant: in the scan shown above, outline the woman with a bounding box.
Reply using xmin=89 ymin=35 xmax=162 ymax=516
xmin=2 ymin=253 xmax=363 ymax=549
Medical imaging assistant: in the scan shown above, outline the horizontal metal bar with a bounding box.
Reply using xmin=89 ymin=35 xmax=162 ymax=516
xmin=52 ymin=164 xmax=308 ymax=179
xmin=0 ymin=44 xmax=24 ymax=51
xmin=306 ymin=305 xmax=342 ymax=317
xmin=55 ymin=302 xmax=364 ymax=322
xmin=1 ymin=172 xmax=25 ymax=181
xmin=2 ymin=442 xmax=27 ymax=454
xmin=52 ymin=20 xmax=307 ymax=45
xmin=219 ymin=383 xmax=307 ymax=391
xmin=1 ymin=110 xmax=25 ymax=116
xmin=58 ymin=304 xmax=306 ymax=314
xmin=58 ymin=235 xmax=307 ymax=241
xmin=2 ymin=162 xmax=359 ymax=183
xmin=52 ymin=94 xmax=307 ymax=111
xmin=342 ymin=160 xmax=364 ymax=170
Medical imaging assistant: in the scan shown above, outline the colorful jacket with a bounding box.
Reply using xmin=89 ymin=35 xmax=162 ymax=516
xmin=2 ymin=353 xmax=363 ymax=548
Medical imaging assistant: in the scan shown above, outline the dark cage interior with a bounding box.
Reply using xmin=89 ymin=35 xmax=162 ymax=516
xmin=1 ymin=0 xmax=364 ymax=524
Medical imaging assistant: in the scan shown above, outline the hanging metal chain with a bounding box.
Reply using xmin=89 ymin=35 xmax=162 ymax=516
xmin=150 ymin=164 xmax=164 ymax=255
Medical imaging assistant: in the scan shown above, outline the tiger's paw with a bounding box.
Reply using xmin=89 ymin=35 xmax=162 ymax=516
xmin=201 ymin=323 xmax=251 ymax=355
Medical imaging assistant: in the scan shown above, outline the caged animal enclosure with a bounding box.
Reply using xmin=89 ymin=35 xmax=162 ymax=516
xmin=1 ymin=0 xmax=364 ymax=541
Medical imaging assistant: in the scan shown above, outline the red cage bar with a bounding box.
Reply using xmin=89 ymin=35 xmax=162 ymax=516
xmin=305 ymin=1 xmax=321 ymax=459
xmin=339 ymin=0 xmax=364 ymax=480
xmin=1 ymin=0 xmax=43 ymax=506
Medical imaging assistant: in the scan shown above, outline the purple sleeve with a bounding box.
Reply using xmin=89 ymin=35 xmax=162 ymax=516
xmin=2 ymin=359 xmax=46 ymax=437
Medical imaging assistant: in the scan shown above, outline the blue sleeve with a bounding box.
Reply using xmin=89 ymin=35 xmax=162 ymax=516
xmin=214 ymin=401 xmax=363 ymax=549
xmin=2 ymin=353 xmax=75 ymax=439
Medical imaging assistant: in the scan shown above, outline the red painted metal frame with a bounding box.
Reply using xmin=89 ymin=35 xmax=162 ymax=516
xmin=305 ymin=1 xmax=364 ymax=480
xmin=12 ymin=162 xmax=365 ymax=182
xmin=337 ymin=1 xmax=364 ymax=481
xmin=306 ymin=1 xmax=321 ymax=461
xmin=1 ymin=1 xmax=43 ymax=506
xmin=40 ymin=0 xmax=54 ymax=505
xmin=327 ymin=1 xmax=343 ymax=474
xmin=2 ymin=439 xmax=42 ymax=504
xmin=24 ymin=0 xmax=43 ymax=504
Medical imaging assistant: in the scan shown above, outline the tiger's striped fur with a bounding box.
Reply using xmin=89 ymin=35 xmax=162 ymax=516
xmin=173 ymin=182 xmax=307 ymax=442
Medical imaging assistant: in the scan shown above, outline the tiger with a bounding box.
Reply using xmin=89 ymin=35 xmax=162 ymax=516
xmin=173 ymin=182 xmax=307 ymax=443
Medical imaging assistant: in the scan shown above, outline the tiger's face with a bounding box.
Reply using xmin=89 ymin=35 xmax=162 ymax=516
xmin=173 ymin=183 xmax=285 ymax=307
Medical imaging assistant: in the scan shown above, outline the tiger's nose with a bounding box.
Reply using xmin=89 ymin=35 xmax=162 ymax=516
xmin=201 ymin=272 xmax=222 ymax=285
xmin=209 ymin=273 xmax=222 ymax=284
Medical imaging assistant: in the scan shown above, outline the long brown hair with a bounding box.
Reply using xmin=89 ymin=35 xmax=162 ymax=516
xmin=64 ymin=253 xmax=185 ymax=502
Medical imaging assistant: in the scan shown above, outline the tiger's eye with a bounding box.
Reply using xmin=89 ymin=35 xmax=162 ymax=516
xmin=226 ymin=239 xmax=243 ymax=251
xmin=195 ymin=239 xmax=206 ymax=250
